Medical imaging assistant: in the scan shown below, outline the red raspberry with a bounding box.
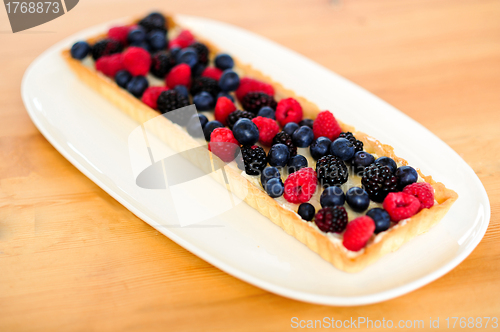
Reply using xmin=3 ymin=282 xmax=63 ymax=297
xmin=169 ymin=30 xmax=195 ymax=49
xmin=214 ymin=97 xmax=236 ymax=126
xmin=252 ymin=116 xmax=280 ymax=146
xmin=312 ymin=110 xmax=342 ymax=140
xmin=283 ymin=167 xmax=317 ymax=204
xmin=95 ymin=53 xmax=124 ymax=77
xmin=108 ymin=25 xmax=131 ymax=44
xmin=209 ymin=128 xmax=240 ymax=162
xmin=403 ymin=182 xmax=435 ymax=210
xmin=235 ymin=77 xmax=275 ymax=101
xmin=166 ymin=64 xmax=191 ymax=88
xmin=342 ymin=216 xmax=376 ymax=251
xmin=122 ymin=47 xmax=151 ymax=76
xmin=275 ymin=98 xmax=303 ymax=127
xmin=202 ymin=67 xmax=223 ymax=81
xmin=383 ymin=192 xmax=421 ymax=222
xmin=141 ymin=86 xmax=169 ymax=110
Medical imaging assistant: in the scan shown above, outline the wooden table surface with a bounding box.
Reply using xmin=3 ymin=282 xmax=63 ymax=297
xmin=1 ymin=0 xmax=499 ymax=330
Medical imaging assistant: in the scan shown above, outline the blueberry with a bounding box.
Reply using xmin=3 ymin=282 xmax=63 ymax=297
xmin=232 ymin=118 xmax=259 ymax=145
xmin=310 ymin=137 xmax=332 ymax=160
xmin=298 ymin=203 xmax=315 ymax=221
xmin=187 ymin=114 xmax=208 ymax=138
xmin=219 ymin=70 xmax=240 ymax=92
xmin=177 ymin=47 xmax=198 ymax=67
xmin=214 ymin=53 xmax=234 ymax=70
xmin=191 ymin=63 xmax=206 ymax=77
xmin=147 ymin=30 xmax=167 ymax=51
xmin=287 ymin=155 xmax=308 ymax=174
xmin=375 ymin=156 xmax=397 ymax=173
xmin=264 ymin=177 xmax=284 ymax=198
xmin=268 ymin=144 xmax=290 ymax=167
xmin=257 ymin=106 xmax=275 ymax=119
xmin=320 ymin=186 xmax=345 ymax=208
xmin=203 ymin=120 xmax=223 ymax=141
xmin=352 ymin=151 xmax=375 ymax=174
xmin=330 ymin=138 xmax=355 ymax=161
xmin=260 ymin=166 xmax=281 ymax=187
xmin=129 ymin=41 xmax=151 ymax=52
xmin=193 ymin=91 xmax=214 ymax=111
xmin=283 ymin=122 xmax=299 ymax=136
xmin=395 ymin=166 xmax=418 ymax=189
xmin=170 ymin=47 xmax=181 ymax=59
xmin=366 ymin=208 xmax=391 ymax=234
xmin=174 ymin=85 xmax=189 ymax=98
xmin=217 ymin=92 xmax=234 ymax=102
xmin=70 ymin=41 xmax=91 ymax=59
xmin=128 ymin=27 xmax=147 ymax=44
xmin=299 ymin=119 xmax=314 ymax=129
xmin=115 ymin=70 xmax=132 ymax=88
xmin=292 ymin=126 xmax=314 ymax=148
xmin=346 ymin=187 xmax=370 ymax=212
xmin=139 ymin=12 xmax=166 ymax=32
xmin=126 ymin=76 xmax=149 ymax=98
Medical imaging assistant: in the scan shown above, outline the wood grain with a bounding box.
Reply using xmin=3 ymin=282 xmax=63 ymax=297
xmin=1 ymin=0 xmax=499 ymax=330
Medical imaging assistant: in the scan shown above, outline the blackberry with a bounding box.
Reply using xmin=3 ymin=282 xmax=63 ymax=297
xmin=314 ymin=206 xmax=348 ymax=233
xmin=157 ymin=90 xmax=191 ymax=126
xmin=138 ymin=12 xmax=167 ymax=33
xmin=316 ymin=155 xmax=349 ymax=187
xmin=339 ymin=132 xmax=363 ymax=153
xmin=91 ymin=39 xmax=123 ymax=60
xmin=241 ymin=145 xmax=267 ymax=176
xmin=362 ymin=163 xmax=398 ymax=202
xmin=190 ymin=77 xmax=221 ymax=98
xmin=190 ymin=42 xmax=209 ymax=65
xmin=226 ymin=110 xmax=255 ymax=129
xmin=272 ymin=131 xmax=297 ymax=157
xmin=241 ymin=92 xmax=277 ymax=114
xmin=150 ymin=51 xmax=176 ymax=78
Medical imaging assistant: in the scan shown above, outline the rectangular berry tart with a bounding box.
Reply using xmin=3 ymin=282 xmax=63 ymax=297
xmin=62 ymin=12 xmax=458 ymax=273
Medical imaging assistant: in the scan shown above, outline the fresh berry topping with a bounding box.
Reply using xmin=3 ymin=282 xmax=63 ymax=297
xmin=176 ymin=47 xmax=198 ymax=67
xmin=115 ymin=70 xmax=132 ymax=88
xmin=362 ymin=163 xmax=398 ymax=203
xmin=192 ymin=63 xmax=206 ymax=78
xmin=375 ymin=156 xmax=397 ymax=173
xmin=186 ymin=114 xmax=208 ymax=138
xmin=241 ymin=145 xmax=267 ymax=176
xmin=214 ymin=53 xmax=234 ymax=70
xmin=275 ymin=98 xmax=303 ymax=127
xmin=366 ymin=208 xmax=391 ymax=234
xmin=190 ymin=77 xmax=221 ymax=98
xmin=310 ymin=137 xmax=332 ymax=160
xmin=330 ymin=137 xmax=355 ymax=161
xmin=150 ymin=51 xmax=176 ymax=78
xmin=169 ymin=30 xmax=194 ymax=48
xmin=320 ymin=186 xmax=345 ymax=208
xmin=403 ymin=182 xmax=435 ymax=210
xmin=166 ymin=64 xmax=192 ymax=88
xmin=226 ymin=110 xmax=256 ymax=129
xmin=257 ymin=106 xmax=276 ymax=119
xmin=252 ymin=116 xmax=280 ymax=146
xmin=202 ymin=67 xmax=223 ymax=81
xmin=283 ymin=122 xmax=299 ymax=136
xmin=338 ymin=132 xmax=363 ymax=153
xmin=383 ymin=192 xmax=420 ymax=222
xmin=342 ymin=216 xmax=375 ymax=251
xmin=287 ymin=155 xmax=308 ymax=174
xmin=141 ymin=86 xmax=168 ymax=109
xmin=267 ymin=143 xmax=290 ymax=167
xmin=157 ymin=90 xmax=190 ymax=125
xmin=312 ymin=111 xmax=342 ymax=140
xmin=272 ymin=131 xmax=297 ymax=157
xmin=298 ymin=203 xmax=315 ymax=221
xmin=147 ymin=30 xmax=168 ymax=52
xmin=235 ymin=77 xmax=275 ymax=101
xmin=395 ymin=166 xmax=419 ymax=189
xmin=260 ymin=166 xmax=281 ymax=188
xmin=203 ymin=120 xmax=224 ymax=141
xmin=190 ymin=42 xmax=209 ymax=65
xmin=193 ymin=92 xmax=215 ymax=111
xmin=283 ymin=167 xmax=317 ymax=204
xmin=122 ymin=47 xmax=151 ymax=76
xmin=219 ymin=70 xmax=240 ymax=92
xmin=70 ymin=41 xmax=91 ymax=60
xmin=346 ymin=187 xmax=370 ymax=212
xmin=95 ymin=53 xmax=124 ymax=77
xmin=209 ymin=128 xmax=239 ymax=163
xmin=241 ymin=92 xmax=277 ymax=114
xmin=314 ymin=206 xmax=348 ymax=233
xmin=299 ymin=119 xmax=314 ymax=128
xmin=352 ymin=151 xmax=375 ymax=173
xmin=316 ymin=155 xmax=349 ymax=188
xmin=214 ymin=97 xmax=237 ymax=126
xmin=232 ymin=118 xmax=260 ymax=146
xmin=126 ymin=76 xmax=149 ymax=98
xmin=138 ymin=12 xmax=166 ymax=33
xmin=174 ymin=85 xmax=189 ymax=97
xmin=108 ymin=26 xmax=131 ymax=44
xmin=127 ymin=26 xmax=147 ymax=45
xmin=292 ymin=126 xmax=314 ymax=148
xmin=217 ymin=92 xmax=234 ymax=102
xmin=91 ymin=39 xmax=123 ymax=60
xmin=264 ymin=177 xmax=284 ymax=198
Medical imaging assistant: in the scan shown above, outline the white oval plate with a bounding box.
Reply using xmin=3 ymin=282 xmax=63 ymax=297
xmin=22 ymin=15 xmax=490 ymax=306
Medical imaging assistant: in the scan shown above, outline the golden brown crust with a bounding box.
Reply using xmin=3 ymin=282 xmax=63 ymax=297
xmin=61 ymin=15 xmax=457 ymax=272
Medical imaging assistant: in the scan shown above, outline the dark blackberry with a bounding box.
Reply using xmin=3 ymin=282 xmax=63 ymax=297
xmin=314 ymin=206 xmax=348 ymax=233
xmin=272 ymin=131 xmax=297 ymax=157
xmin=241 ymin=92 xmax=277 ymax=114
xmin=190 ymin=77 xmax=221 ymax=98
xmin=362 ymin=163 xmax=398 ymax=202
xmin=190 ymin=42 xmax=209 ymax=65
xmin=150 ymin=51 xmax=176 ymax=78
xmin=241 ymin=145 xmax=267 ymax=176
xmin=339 ymin=132 xmax=363 ymax=153
xmin=91 ymin=39 xmax=123 ymax=60
xmin=157 ymin=90 xmax=191 ymax=126
xmin=226 ymin=110 xmax=255 ymax=129
xmin=316 ymin=155 xmax=349 ymax=187
xmin=138 ymin=12 xmax=167 ymax=33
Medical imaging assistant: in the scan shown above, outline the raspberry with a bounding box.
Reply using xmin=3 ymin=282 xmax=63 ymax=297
xmin=122 ymin=47 xmax=151 ymax=76
xmin=190 ymin=42 xmax=209 ymax=65
xmin=95 ymin=53 xmax=124 ymax=77
xmin=383 ymin=192 xmax=420 ymax=222
xmin=141 ymin=86 xmax=169 ymax=110
xmin=226 ymin=110 xmax=255 ymax=129
xmin=342 ymin=216 xmax=376 ymax=251
xmin=169 ymin=30 xmax=194 ymax=48
xmin=283 ymin=167 xmax=317 ymax=204
xmin=235 ymin=77 xmax=275 ymax=101
xmin=362 ymin=163 xmax=398 ymax=203
xmin=314 ymin=206 xmax=348 ymax=233
xmin=272 ymin=131 xmax=297 ymax=157
xmin=202 ymin=67 xmax=223 ymax=81
xmin=190 ymin=77 xmax=221 ymax=98
xmin=214 ymin=97 xmax=236 ymax=126
xmin=150 ymin=51 xmax=176 ymax=78
xmin=209 ymin=128 xmax=239 ymax=162
xmin=339 ymin=132 xmax=363 ymax=153
xmin=316 ymin=155 xmax=348 ymax=187
xmin=157 ymin=90 xmax=191 ymax=125
xmin=252 ymin=117 xmax=280 ymax=146
xmin=241 ymin=145 xmax=267 ymax=175
xmin=166 ymin=64 xmax=191 ymax=88
xmin=91 ymin=39 xmax=123 ymax=60
xmin=403 ymin=182 xmax=435 ymax=210
xmin=241 ymin=92 xmax=277 ymax=114
xmin=313 ymin=111 xmax=342 ymax=140
xmin=108 ymin=26 xmax=131 ymax=44
xmin=275 ymin=98 xmax=303 ymax=127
